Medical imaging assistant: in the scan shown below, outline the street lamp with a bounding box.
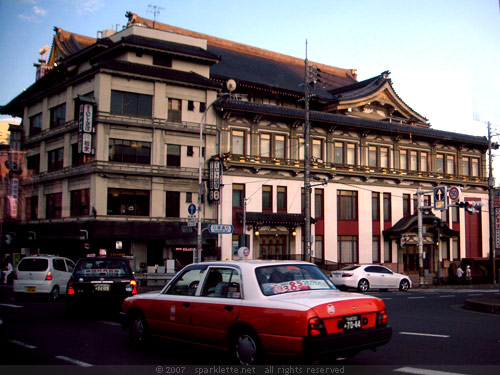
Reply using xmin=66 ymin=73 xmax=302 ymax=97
xmin=195 ymin=82 xmax=236 ymax=263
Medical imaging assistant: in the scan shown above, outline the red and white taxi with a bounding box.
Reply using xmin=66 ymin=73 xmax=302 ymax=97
xmin=121 ymin=260 xmax=391 ymax=364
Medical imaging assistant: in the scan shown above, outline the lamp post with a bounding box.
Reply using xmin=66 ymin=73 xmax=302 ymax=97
xmin=195 ymin=85 xmax=235 ymax=264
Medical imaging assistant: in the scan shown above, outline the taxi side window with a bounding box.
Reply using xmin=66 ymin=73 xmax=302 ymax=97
xmin=201 ymin=268 xmax=241 ymax=299
xmin=165 ymin=268 xmax=205 ymax=296
xmin=54 ymin=259 xmax=67 ymax=272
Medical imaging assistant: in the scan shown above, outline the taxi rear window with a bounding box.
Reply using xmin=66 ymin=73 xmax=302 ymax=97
xmin=256 ymin=264 xmax=336 ymax=296
xmin=18 ymin=258 xmax=49 ymax=272
xmin=74 ymin=259 xmax=131 ymax=278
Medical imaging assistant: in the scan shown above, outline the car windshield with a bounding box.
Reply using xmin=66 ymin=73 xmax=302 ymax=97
xmin=18 ymin=258 xmax=49 ymax=272
xmin=74 ymin=259 xmax=131 ymax=278
xmin=256 ymin=264 xmax=336 ymax=296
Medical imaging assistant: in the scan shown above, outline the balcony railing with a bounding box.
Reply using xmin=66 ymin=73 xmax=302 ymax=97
xmin=223 ymin=154 xmax=489 ymax=184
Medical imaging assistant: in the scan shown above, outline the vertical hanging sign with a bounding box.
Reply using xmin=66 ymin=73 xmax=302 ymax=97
xmin=208 ymin=156 xmax=221 ymax=202
xmin=78 ymin=102 xmax=94 ymax=154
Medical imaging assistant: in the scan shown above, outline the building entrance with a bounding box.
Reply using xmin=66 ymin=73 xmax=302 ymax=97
xmin=259 ymin=235 xmax=288 ymax=260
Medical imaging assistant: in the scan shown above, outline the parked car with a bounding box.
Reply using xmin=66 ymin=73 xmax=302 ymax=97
xmin=330 ymin=265 xmax=411 ymax=292
xmin=13 ymin=255 xmax=75 ymax=300
xmin=66 ymin=257 xmax=137 ymax=312
xmin=121 ymin=260 xmax=391 ymax=364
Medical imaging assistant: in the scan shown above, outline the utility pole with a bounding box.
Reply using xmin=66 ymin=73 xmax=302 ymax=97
xmin=488 ymin=121 xmax=497 ymax=284
xmin=304 ymin=41 xmax=312 ymax=263
xmin=417 ymin=189 xmax=425 ymax=287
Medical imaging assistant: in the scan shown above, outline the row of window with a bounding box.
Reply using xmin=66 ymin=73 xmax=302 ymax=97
xmin=28 ymin=90 xmax=207 ymax=136
xmin=27 ymin=140 xmax=202 ymax=173
xmin=230 ymin=130 xmax=481 ymax=176
xmin=233 ymin=184 xmax=462 ymax=223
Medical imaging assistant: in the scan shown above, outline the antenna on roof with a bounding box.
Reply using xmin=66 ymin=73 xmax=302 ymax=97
xmin=147 ymin=4 xmax=165 ymax=29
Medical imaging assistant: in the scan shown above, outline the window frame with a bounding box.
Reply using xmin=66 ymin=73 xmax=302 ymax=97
xmin=50 ymin=103 xmax=66 ymax=129
xmin=111 ymin=90 xmax=153 ymax=118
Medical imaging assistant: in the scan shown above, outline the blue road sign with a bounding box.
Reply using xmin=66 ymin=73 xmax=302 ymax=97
xmin=208 ymin=224 xmax=234 ymax=234
xmin=188 ymin=204 xmax=196 ymax=215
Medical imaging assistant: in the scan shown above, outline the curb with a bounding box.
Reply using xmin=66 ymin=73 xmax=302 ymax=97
xmin=464 ymin=297 xmax=500 ymax=315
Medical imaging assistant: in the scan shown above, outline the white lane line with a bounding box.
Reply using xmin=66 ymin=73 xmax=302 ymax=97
xmin=394 ymin=366 xmax=468 ymax=375
xmin=408 ymin=296 xmax=425 ymax=299
xmin=0 ymin=303 xmax=23 ymax=308
xmin=55 ymin=355 xmax=93 ymax=367
xmin=9 ymin=340 xmax=37 ymax=349
xmin=399 ymin=332 xmax=450 ymax=338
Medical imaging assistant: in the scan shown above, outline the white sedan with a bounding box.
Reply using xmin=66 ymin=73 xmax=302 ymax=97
xmin=330 ymin=265 xmax=411 ymax=292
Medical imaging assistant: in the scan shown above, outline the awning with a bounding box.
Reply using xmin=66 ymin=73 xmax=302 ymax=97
xmin=236 ymin=211 xmax=316 ymax=226
xmin=383 ymin=213 xmax=459 ymax=238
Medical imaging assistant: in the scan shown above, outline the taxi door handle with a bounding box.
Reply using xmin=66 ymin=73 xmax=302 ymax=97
xmin=182 ymin=302 xmax=190 ymax=308
xmin=224 ymin=305 xmax=234 ymax=312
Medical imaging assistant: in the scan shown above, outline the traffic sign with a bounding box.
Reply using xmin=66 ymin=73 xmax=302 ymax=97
xmin=208 ymin=224 xmax=234 ymax=234
xmin=187 ymin=214 xmax=197 ymax=227
xmin=433 ymin=186 xmax=448 ymax=211
xmin=188 ymin=204 xmax=196 ymax=215
xmin=448 ymin=186 xmax=460 ymax=201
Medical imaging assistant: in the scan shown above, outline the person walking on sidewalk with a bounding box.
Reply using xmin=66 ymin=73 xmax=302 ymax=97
xmin=465 ymin=265 xmax=472 ymax=284
xmin=456 ymin=265 xmax=464 ymax=284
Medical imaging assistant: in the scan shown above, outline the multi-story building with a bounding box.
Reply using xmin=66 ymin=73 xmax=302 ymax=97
xmin=1 ymin=12 xmax=495 ymax=282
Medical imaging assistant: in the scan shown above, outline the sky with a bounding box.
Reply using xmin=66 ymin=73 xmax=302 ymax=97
xmin=1 ymin=0 xmax=499 ymax=180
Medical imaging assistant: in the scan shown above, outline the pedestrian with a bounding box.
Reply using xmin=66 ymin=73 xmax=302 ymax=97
xmin=465 ymin=265 xmax=472 ymax=284
xmin=2 ymin=257 xmax=13 ymax=284
xmin=456 ymin=265 xmax=464 ymax=284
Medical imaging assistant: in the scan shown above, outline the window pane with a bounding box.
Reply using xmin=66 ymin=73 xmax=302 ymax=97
xmin=400 ymin=150 xmax=407 ymax=170
xmin=368 ymin=146 xmax=377 ymax=167
xmin=380 ymin=147 xmax=388 ymax=168
xmin=462 ymin=158 xmax=470 ymax=176
xmin=334 ymin=142 xmax=343 ymax=164
xmin=262 ymin=186 xmax=272 ymax=211
xmin=277 ymin=186 xmax=286 ymax=211
xmin=471 ymin=158 xmax=479 ymax=176
xmin=166 ymin=191 xmax=180 ymax=217
xmin=138 ymin=94 xmax=152 ymax=117
xmin=123 ymin=92 xmax=138 ymax=116
xmin=312 ymin=139 xmax=322 ymax=159
xmin=347 ymin=144 xmax=355 ymax=165
xmin=447 ymin=156 xmax=455 ymax=174
xmin=167 ymin=144 xmax=181 ymax=167
xmin=111 ymin=91 xmax=123 ymax=114
xmin=275 ymin=135 xmax=285 ymax=159
xmin=410 ymin=151 xmax=418 ymax=171
xmin=232 ymin=131 xmax=244 ymax=155
xmin=372 ymin=237 xmax=380 ymax=263
xmin=420 ymin=152 xmax=428 ymax=172
xmin=372 ymin=192 xmax=380 ymax=221
xmin=436 ymin=154 xmax=444 ymax=173
xmin=260 ymin=134 xmax=270 ymax=158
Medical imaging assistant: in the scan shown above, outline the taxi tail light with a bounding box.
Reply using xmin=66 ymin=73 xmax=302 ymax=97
xmin=308 ymin=317 xmax=326 ymax=336
xmin=67 ymin=280 xmax=75 ymax=295
xmin=45 ymin=271 xmax=53 ymax=281
xmin=131 ymin=280 xmax=138 ymax=295
xmin=377 ymin=308 xmax=388 ymax=326
xmin=342 ymin=272 xmax=354 ymax=278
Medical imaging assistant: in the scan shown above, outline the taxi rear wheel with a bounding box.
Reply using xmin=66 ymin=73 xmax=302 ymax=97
xmin=50 ymin=286 xmax=60 ymax=301
xmin=230 ymin=329 xmax=263 ymax=365
xmin=129 ymin=313 xmax=149 ymax=346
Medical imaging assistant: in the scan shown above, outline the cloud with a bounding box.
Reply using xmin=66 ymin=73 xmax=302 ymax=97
xmin=76 ymin=0 xmax=105 ymax=14
xmin=18 ymin=4 xmax=47 ymax=23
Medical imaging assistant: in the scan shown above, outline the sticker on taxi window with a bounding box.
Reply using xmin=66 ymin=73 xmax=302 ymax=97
xmin=268 ymin=279 xmax=329 ymax=295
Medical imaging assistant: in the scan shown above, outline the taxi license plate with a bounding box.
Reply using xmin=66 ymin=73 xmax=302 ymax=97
xmin=94 ymin=284 xmax=110 ymax=292
xmin=343 ymin=315 xmax=361 ymax=331
xmin=25 ymin=286 xmax=36 ymax=293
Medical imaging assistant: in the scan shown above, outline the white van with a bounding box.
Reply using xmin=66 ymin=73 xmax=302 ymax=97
xmin=13 ymin=255 xmax=75 ymax=300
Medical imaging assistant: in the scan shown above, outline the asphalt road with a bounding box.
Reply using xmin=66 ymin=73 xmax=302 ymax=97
xmin=0 ymin=286 xmax=499 ymax=375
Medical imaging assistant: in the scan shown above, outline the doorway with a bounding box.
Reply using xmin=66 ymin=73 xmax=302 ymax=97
xmin=259 ymin=235 xmax=288 ymax=260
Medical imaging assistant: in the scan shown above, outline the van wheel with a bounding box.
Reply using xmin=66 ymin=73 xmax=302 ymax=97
xmin=50 ymin=286 xmax=60 ymax=300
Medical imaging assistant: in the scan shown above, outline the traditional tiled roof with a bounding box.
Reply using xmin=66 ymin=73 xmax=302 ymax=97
xmin=383 ymin=213 xmax=459 ymax=238
xmin=49 ymin=27 xmax=96 ymax=65
xmin=98 ymin=34 xmax=220 ymax=64
xmin=98 ymin=60 xmax=221 ymax=89
xmin=215 ymin=98 xmax=489 ymax=147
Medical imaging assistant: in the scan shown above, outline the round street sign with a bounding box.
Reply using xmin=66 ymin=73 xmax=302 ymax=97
xmin=449 ymin=187 xmax=460 ymax=201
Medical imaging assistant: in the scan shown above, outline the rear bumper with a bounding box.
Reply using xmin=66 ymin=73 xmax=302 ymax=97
xmin=303 ymin=325 xmax=392 ymax=358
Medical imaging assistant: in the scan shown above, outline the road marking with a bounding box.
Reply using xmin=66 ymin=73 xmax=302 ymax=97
xmin=382 ymin=297 xmax=393 ymax=300
xmin=0 ymin=303 xmax=23 ymax=308
xmin=467 ymin=293 xmax=483 ymax=297
xmin=55 ymin=355 xmax=93 ymax=367
xmin=394 ymin=366 xmax=468 ymax=375
xmin=408 ymin=296 xmax=425 ymax=299
xmin=439 ymin=295 xmax=455 ymax=298
xmin=9 ymin=340 xmax=37 ymax=349
xmin=399 ymin=332 xmax=450 ymax=338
